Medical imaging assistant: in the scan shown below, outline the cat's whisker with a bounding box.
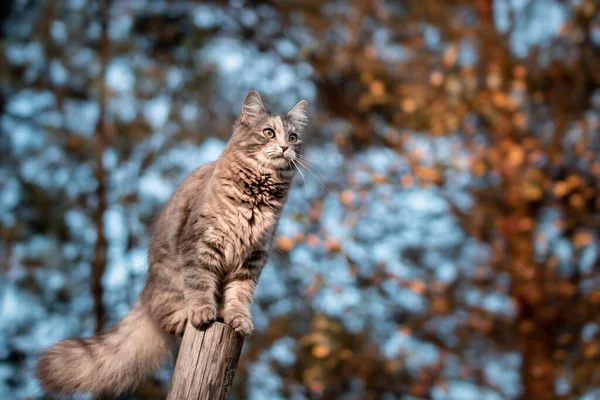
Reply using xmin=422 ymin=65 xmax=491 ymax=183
xmin=297 ymin=154 xmax=320 ymax=169
xmin=296 ymin=158 xmax=323 ymax=176
xmin=297 ymin=154 xmax=316 ymax=163
xmin=294 ymin=157 xmax=324 ymax=177
xmin=293 ymin=158 xmax=332 ymax=195
xmin=297 ymin=155 xmax=329 ymax=179
xmin=291 ymin=159 xmax=310 ymax=198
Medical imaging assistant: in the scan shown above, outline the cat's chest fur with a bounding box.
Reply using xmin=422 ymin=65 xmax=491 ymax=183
xmin=232 ymin=174 xmax=287 ymax=238
xmin=204 ymin=171 xmax=289 ymax=266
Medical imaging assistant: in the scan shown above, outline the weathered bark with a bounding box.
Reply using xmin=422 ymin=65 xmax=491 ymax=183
xmin=167 ymin=322 xmax=244 ymax=400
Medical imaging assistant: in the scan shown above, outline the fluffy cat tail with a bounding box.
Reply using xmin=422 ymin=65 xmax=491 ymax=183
xmin=37 ymin=302 xmax=174 ymax=396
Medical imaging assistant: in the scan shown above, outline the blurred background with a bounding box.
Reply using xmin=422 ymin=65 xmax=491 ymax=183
xmin=1 ymin=0 xmax=599 ymax=399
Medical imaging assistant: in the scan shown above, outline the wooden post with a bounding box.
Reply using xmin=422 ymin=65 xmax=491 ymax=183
xmin=167 ymin=321 xmax=244 ymax=400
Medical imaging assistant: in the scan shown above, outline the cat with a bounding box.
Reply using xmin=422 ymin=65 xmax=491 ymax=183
xmin=37 ymin=90 xmax=308 ymax=396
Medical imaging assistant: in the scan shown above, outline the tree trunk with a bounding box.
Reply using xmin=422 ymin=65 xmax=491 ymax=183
xmin=518 ymin=299 xmax=558 ymax=400
xmin=91 ymin=0 xmax=110 ymax=335
xmin=167 ymin=322 xmax=244 ymax=400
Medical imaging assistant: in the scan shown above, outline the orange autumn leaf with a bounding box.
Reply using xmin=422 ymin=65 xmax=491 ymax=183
xmin=340 ymin=190 xmax=355 ymax=206
xmin=574 ymin=232 xmax=593 ymax=248
xmin=308 ymin=380 xmax=325 ymax=393
xmin=569 ymin=194 xmax=585 ymax=209
xmin=372 ymin=173 xmax=387 ymax=185
xmin=401 ymin=174 xmax=414 ymax=187
xmin=507 ymin=146 xmax=525 ymax=168
xmin=410 ymin=280 xmax=427 ymax=295
xmin=276 ymin=236 xmax=294 ymax=252
xmin=410 ymin=383 xmax=428 ymax=397
xmin=312 ymin=344 xmax=331 ymax=359
xmin=431 ymin=297 xmax=451 ymax=314
xmin=325 ymin=237 xmax=341 ymax=253
xmin=584 ymin=344 xmax=598 ymax=359
xmin=553 ymin=181 xmax=571 ymax=198
xmin=402 ymin=98 xmax=417 ymax=113
xmin=306 ymin=234 xmax=321 ymax=247
xmin=370 ymin=81 xmax=385 ymax=97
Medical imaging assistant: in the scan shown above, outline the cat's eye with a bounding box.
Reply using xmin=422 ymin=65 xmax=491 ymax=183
xmin=288 ymin=133 xmax=298 ymax=143
xmin=263 ymin=128 xmax=275 ymax=139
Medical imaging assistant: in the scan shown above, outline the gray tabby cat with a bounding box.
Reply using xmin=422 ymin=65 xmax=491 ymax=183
xmin=37 ymin=90 xmax=308 ymax=396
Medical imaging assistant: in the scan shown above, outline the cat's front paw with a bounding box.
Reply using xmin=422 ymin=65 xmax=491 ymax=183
xmin=188 ymin=306 xmax=217 ymax=328
xmin=224 ymin=313 xmax=254 ymax=336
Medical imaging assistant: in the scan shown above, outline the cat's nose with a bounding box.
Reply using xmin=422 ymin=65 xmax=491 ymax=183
xmin=280 ymin=145 xmax=289 ymax=153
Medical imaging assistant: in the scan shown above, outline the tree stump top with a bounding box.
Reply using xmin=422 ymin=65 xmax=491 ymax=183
xmin=167 ymin=321 xmax=244 ymax=400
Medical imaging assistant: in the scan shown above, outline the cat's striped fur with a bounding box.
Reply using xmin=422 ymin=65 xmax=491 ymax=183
xmin=37 ymin=91 xmax=308 ymax=396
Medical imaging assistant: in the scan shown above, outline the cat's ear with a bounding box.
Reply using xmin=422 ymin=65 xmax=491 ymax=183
xmin=240 ymin=90 xmax=266 ymax=125
xmin=287 ymin=100 xmax=308 ymax=129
